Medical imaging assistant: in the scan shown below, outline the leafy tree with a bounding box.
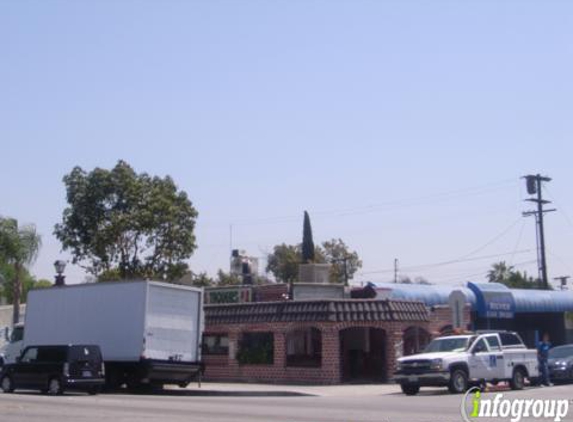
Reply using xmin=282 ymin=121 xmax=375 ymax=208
xmin=321 ymin=238 xmax=362 ymax=285
xmin=54 ymin=160 xmax=198 ymax=282
xmin=487 ymin=261 xmax=513 ymax=284
xmin=0 ymin=218 xmax=42 ymax=324
xmin=397 ymin=275 xmax=431 ymax=285
xmin=487 ymin=261 xmax=544 ymax=289
xmin=190 ymin=271 xmax=215 ymax=287
xmin=0 ymin=264 xmax=52 ymax=305
xmin=34 ymin=279 xmax=53 ymax=289
xmin=216 ymin=270 xmax=242 ymax=286
xmin=302 ymin=211 xmax=315 ymax=263
xmin=266 ymin=244 xmax=302 ymax=284
xmin=266 ymin=239 xmax=361 ymax=284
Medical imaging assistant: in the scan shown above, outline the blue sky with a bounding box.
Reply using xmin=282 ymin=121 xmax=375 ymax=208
xmin=1 ymin=1 xmax=572 ymax=287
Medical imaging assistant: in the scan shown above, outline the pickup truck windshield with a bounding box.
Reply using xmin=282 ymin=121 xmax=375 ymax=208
xmin=423 ymin=337 xmax=471 ymax=353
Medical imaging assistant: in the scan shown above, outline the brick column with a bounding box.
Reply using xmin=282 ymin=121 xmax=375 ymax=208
xmin=320 ymin=325 xmax=341 ymax=384
xmin=386 ymin=325 xmax=403 ymax=379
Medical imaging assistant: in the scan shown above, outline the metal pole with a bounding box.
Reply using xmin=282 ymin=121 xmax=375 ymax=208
xmin=536 ymin=175 xmax=549 ymax=289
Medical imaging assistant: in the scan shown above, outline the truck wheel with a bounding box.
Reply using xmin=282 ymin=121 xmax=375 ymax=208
xmin=400 ymin=384 xmax=420 ymax=396
xmin=1 ymin=375 xmax=14 ymax=393
xmin=47 ymin=377 xmax=63 ymax=395
xmin=510 ymin=368 xmax=525 ymax=390
xmin=448 ymin=369 xmax=468 ymax=394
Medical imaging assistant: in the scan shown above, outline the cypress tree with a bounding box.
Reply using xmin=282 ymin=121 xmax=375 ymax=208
xmin=302 ymin=211 xmax=315 ymax=263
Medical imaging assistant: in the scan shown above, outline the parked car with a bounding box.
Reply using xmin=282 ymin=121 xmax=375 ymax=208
xmin=393 ymin=331 xmax=539 ymax=395
xmin=0 ymin=344 xmax=105 ymax=395
xmin=548 ymin=344 xmax=573 ymax=383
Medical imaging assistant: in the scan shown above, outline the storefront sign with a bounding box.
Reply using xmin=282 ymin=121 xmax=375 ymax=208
xmin=467 ymin=282 xmax=515 ymax=319
xmin=205 ymin=286 xmax=252 ymax=304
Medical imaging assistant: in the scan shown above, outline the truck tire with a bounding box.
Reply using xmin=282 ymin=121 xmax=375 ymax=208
xmin=1 ymin=375 xmax=14 ymax=393
xmin=400 ymin=384 xmax=420 ymax=396
xmin=448 ymin=369 xmax=468 ymax=394
xmin=510 ymin=368 xmax=525 ymax=390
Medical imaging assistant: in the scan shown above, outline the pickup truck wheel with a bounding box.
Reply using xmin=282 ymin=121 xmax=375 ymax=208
xmin=510 ymin=368 xmax=525 ymax=390
xmin=0 ymin=375 xmax=14 ymax=393
xmin=400 ymin=384 xmax=420 ymax=396
xmin=448 ymin=369 xmax=468 ymax=394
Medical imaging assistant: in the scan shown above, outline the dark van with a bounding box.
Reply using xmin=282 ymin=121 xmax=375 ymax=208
xmin=0 ymin=345 xmax=105 ymax=395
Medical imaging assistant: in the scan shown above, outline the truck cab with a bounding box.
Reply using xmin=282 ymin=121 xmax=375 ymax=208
xmin=394 ymin=331 xmax=538 ymax=395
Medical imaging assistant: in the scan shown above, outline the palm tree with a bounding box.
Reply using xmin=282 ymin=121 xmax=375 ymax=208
xmin=487 ymin=261 xmax=514 ymax=284
xmin=0 ymin=217 xmax=42 ymax=324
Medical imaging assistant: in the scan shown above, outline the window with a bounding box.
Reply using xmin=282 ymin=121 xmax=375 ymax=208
xmin=237 ymin=332 xmax=274 ymax=365
xmin=485 ymin=336 xmax=501 ymax=351
xmin=286 ymin=328 xmax=322 ymax=367
xmin=472 ymin=339 xmax=488 ymax=354
xmin=10 ymin=326 xmax=24 ymax=343
xmin=21 ymin=347 xmax=38 ymax=363
xmin=37 ymin=347 xmax=67 ymax=363
xmin=203 ymin=334 xmax=230 ymax=355
xmin=499 ymin=333 xmax=523 ymax=347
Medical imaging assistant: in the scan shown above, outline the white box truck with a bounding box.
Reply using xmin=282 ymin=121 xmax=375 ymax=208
xmin=20 ymin=281 xmax=203 ymax=390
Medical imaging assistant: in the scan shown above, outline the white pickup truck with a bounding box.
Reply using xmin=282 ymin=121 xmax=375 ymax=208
xmin=393 ymin=331 xmax=539 ymax=395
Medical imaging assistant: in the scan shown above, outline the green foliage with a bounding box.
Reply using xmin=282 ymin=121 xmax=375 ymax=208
xmin=54 ymin=160 xmax=198 ymax=282
xmin=487 ymin=261 xmax=544 ymax=289
xmin=398 ymin=276 xmax=432 ymax=285
xmin=216 ymin=270 xmax=242 ymax=286
xmin=266 ymin=239 xmax=362 ymax=284
xmin=322 ymin=238 xmax=363 ymax=284
xmin=266 ymin=243 xmax=302 ymax=284
xmin=0 ymin=217 xmax=42 ymax=323
xmin=190 ymin=271 xmax=214 ymax=287
xmin=0 ymin=263 xmax=50 ymax=304
xmin=34 ymin=279 xmax=53 ymax=289
xmin=302 ymin=211 xmax=315 ymax=263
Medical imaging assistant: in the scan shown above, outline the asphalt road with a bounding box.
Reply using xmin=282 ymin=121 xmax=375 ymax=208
xmin=1 ymin=385 xmax=573 ymax=422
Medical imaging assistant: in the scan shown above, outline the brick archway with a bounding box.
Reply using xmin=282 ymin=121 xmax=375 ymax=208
xmin=339 ymin=327 xmax=387 ymax=382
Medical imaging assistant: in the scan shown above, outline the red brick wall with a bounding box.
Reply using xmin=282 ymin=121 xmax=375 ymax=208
xmin=203 ymin=320 xmax=434 ymax=384
xmin=253 ymin=284 xmax=289 ymax=302
xmin=203 ymin=303 xmax=468 ymax=384
xmin=427 ymin=304 xmax=472 ymax=335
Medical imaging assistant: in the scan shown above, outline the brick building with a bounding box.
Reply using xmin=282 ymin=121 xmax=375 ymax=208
xmin=201 ymin=289 xmax=467 ymax=384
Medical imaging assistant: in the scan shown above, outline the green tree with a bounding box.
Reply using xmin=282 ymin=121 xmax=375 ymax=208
xmin=266 ymin=244 xmax=301 ymax=284
xmin=321 ymin=238 xmax=362 ymax=285
xmin=216 ymin=270 xmax=242 ymax=286
xmin=190 ymin=271 xmax=215 ymax=287
xmin=54 ymin=160 xmax=198 ymax=282
xmin=0 ymin=218 xmax=42 ymax=323
xmin=266 ymin=239 xmax=361 ymax=284
xmin=487 ymin=261 xmax=543 ymax=289
xmin=302 ymin=211 xmax=315 ymax=263
xmin=0 ymin=268 xmax=53 ymax=305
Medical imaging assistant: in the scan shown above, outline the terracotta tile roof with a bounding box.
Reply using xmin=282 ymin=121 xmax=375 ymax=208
xmin=205 ymin=299 xmax=428 ymax=325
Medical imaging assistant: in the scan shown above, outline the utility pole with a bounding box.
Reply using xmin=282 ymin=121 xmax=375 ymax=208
xmin=522 ymin=174 xmax=556 ymax=289
xmin=394 ymin=258 xmax=399 ymax=284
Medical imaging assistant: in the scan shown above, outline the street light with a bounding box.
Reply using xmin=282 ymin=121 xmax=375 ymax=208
xmin=54 ymin=260 xmax=66 ymax=286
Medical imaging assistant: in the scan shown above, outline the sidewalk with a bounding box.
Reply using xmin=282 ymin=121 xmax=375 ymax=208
xmin=182 ymin=381 xmax=403 ymax=397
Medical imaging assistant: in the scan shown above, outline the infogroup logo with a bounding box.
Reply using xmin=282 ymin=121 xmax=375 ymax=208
xmin=461 ymin=387 xmax=570 ymax=422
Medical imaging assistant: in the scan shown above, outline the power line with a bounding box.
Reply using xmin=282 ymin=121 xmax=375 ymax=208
xmin=223 ymin=178 xmax=519 ymax=227
xmin=358 ymin=249 xmax=532 ymax=276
